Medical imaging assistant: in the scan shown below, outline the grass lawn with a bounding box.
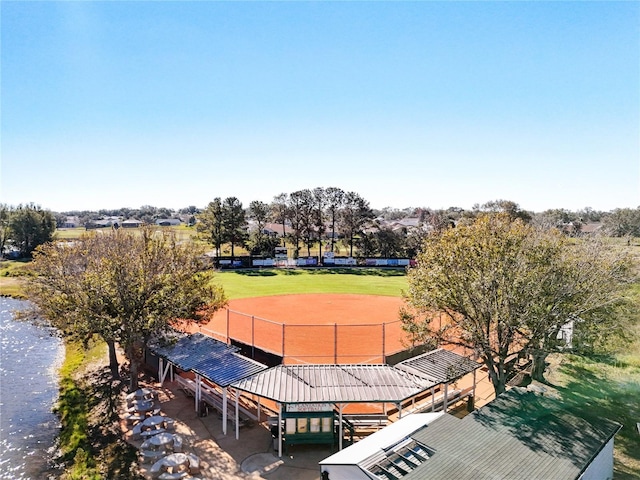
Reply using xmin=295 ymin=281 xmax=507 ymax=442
xmin=214 ymin=267 xmax=409 ymax=299
xmin=0 ymin=259 xmax=31 ymax=298
xmin=55 ymin=225 xmax=199 ymax=242
xmin=546 ymin=335 xmax=640 ymax=479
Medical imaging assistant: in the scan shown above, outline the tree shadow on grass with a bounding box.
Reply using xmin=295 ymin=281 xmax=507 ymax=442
xmin=572 ymin=352 xmax=640 ymax=370
xmin=307 ymin=267 xmax=407 ymax=277
xmin=230 ymin=269 xmax=301 ymax=276
xmin=470 ymin=388 xmax=619 ymax=474
xmin=470 ymin=356 xmax=639 ymax=479
xmin=553 ymin=358 xmax=640 ymax=479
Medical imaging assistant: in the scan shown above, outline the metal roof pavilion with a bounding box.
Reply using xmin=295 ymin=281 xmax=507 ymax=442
xmin=191 ymin=352 xmax=267 ymax=388
xmin=150 ymin=332 xmax=269 ymax=440
xmin=148 ymin=333 xmax=481 ymax=456
xmin=394 ymin=348 xmax=482 ymax=383
xmin=151 ymin=332 xmax=239 ymax=372
xmin=231 ymin=364 xmax=436 ymax=404
xmin=150 ymin=332 xmax=268 ymax=387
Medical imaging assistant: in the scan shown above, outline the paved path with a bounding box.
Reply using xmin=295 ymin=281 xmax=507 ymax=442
xmin=123 ymin=382 xmax=328 ymax=480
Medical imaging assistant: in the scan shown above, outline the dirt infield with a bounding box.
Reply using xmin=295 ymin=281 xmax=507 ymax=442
xmin=198 ymin=294 xmax=411 ymax=364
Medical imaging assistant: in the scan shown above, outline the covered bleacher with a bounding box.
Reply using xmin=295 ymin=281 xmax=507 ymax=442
xmin=150 ymin=333 xmax=268 ymax=438
xmin=148 ymin=333 xmax=481 ymax=457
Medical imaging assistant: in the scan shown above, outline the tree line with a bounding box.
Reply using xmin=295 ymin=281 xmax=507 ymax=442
xmin=3 ymin=192 xmax=640 ymax=259
xmin=0 ymin=203 xmax=56 ymax=258
xmin=196 ymin=193 xmax=640 ymax=260
xmin=196 ymin=188 xmax=380 ymax=259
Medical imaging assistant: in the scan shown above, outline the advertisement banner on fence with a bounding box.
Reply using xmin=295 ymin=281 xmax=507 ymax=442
xmin=334 ymin=257 xmax=356 ymax=266
xmin=296 ymin=257 xmax=318 ymax=266
xmin=323 ymin=252 xmax=335 ymax=265
xmin=253 ymin=258 xmax=276 ymax=267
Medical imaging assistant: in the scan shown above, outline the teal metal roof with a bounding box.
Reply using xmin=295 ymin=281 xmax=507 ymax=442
xmin=192 ymin=352 xmax=267 ymax=387
xmin=151 ymin=332 xmax=238 ymax=371
xmin=150 ymin=332 xmax=267 ymax=386
xmin=403 ymin=387 xmax=622 ymax=480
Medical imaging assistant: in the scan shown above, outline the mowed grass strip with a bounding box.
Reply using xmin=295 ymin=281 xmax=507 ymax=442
xmin=215 ymin=267 xmax=408 ymax=299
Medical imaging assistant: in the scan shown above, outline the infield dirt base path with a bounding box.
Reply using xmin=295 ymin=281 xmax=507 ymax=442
xmin=198 ymin=294 xmax=411 ymax=364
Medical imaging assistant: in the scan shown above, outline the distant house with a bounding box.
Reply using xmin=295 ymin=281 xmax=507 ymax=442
xmin=62 ymin=216 xmax=80 ymax=228
xmin=85 ymin=216 xmax=122 ymax=229
xmin=155 ymin=218 xmax=182 ymax=227
xmin=122 ymin=219 xmax=143 ymax=228
xmin=320 ymin=386 xmax=621 ymax=480
xmin=262 ymin=222 xmax=294 ymax=237
xmin=580 ymin=222 xmax=604 ymax=235
xmin=85 ymin=219 xmax=115 ymax=230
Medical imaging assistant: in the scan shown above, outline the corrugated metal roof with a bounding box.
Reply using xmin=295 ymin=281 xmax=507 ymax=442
xmin=402 ymin=388 xmax=622 ymax=480
xmin=232 ymin=364 xmax=436 ymax=404
xmin=394 ymin=348 xmax=481 ymax=383
xmin=192 ymin=352 xmax=268 ymax=387
xmin=150 ymin=332 xmax=239 ymax=371
xmin=150 ymin=333 xmax=267 ymax=386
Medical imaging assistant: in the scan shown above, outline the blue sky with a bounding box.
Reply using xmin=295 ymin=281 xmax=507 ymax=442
xmin=1 ymin=1 xmax=638 ymax=213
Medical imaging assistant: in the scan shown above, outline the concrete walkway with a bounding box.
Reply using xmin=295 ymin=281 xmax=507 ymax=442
xmin=123 ymin=382 xmax=329 ymax=480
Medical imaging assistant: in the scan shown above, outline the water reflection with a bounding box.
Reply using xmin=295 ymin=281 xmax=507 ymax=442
xmin=0 ymin=297 xmax=64 ymax=479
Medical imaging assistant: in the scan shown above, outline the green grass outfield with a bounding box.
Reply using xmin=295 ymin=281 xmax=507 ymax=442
xmin=215 ymin=267 xmax=408 ymax=299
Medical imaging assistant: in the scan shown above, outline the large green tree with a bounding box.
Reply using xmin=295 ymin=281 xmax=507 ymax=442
xmin=325 ymin=187 xmax=344 ymax=252
xmin=313 ymin=187 xmax=327 ymax=259
xmin=8 ymin=203 xmax=56 ymax=257
xmin=287 ymin=190 xmax=307 ymax=256
xmin=339 ymin=191 xmax=374 ymax=257
xmin=0 ymin=204 xmax=11 ymax=257
xmin=270 ymin=193 xmax=289 ymax=247
xmin=197 ymin=198 xmax=225 ymax=255
xmin=602 ymin=207 xmax=640 ymax=238
xmin=247 ymin=200 xmax=278 ymax=256
xmin=222 ymin=196 xmax=248 ymax=257
xmin=402 ymin=214 xmax=635 ymax=396
xmin=26 ymin=228 xmax=226 ymax=390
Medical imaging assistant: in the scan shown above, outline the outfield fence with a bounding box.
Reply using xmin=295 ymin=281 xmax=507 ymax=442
xmin=199 ymin=307 xmax=409 ymax=365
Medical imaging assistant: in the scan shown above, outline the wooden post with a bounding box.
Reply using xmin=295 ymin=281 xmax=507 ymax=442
xmin=431 ymin=386 xmax=436 ymax=411
xmin=195 ymin=375 xmax=201 ymax=413
xmin=257 ymin=396 xmax=261 ymax=423
xmin=443 ymin=382 xmax=449 ymax=412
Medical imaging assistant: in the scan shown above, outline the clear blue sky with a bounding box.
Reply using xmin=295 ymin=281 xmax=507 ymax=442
xmin=1 ymin=1 xmax=638 ymax=213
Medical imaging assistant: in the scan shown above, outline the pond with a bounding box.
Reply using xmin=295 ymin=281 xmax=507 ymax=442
xmin=0 ymin=297 xmax=64 ymax=479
